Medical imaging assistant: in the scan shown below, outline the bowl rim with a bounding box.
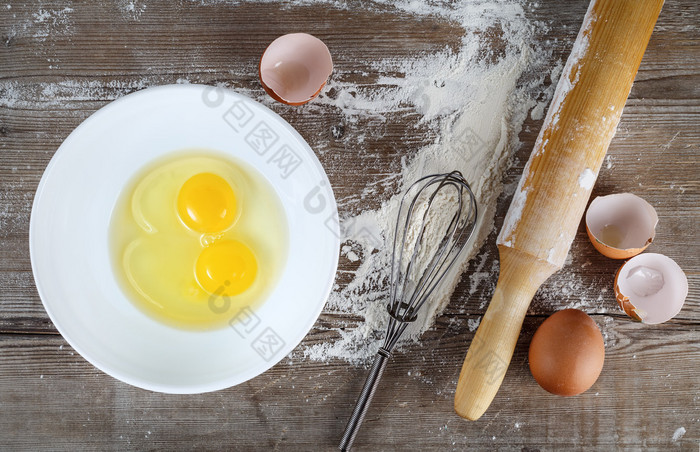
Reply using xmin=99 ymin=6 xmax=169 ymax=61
xmin=29 ymin=84 xmax=340 ymax=394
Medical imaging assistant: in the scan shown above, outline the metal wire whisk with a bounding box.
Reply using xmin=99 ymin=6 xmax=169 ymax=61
xmin=339 ymin=171 xmax=478 ymax=451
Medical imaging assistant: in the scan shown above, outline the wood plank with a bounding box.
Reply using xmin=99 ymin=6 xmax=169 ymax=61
xmin=0 ymin=317 xmax=697 ymax=450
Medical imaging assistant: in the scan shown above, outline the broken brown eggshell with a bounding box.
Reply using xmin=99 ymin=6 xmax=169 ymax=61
xmin=259 ymin=33 xmax=333 ymax=106
xmin=585 ymin=193 xmax=658 ymax=259
xmin=614 ymin=253 xmax=688 ymax=324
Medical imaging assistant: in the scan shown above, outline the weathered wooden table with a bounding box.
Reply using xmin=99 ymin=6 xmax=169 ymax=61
xmin=1 ymin=1 xmax=698 ymax=450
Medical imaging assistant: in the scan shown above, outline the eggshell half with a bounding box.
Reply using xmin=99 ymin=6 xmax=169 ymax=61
xmin=614 ymin=253 xmax=688 ymax=324
xmin=259 ymin=33 xmax=333 ymax=106
xmin=585 ymin=193 xmax=658 ymax=259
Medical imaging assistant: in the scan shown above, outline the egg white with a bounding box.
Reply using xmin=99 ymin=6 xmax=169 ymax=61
xmin=110 ymin=150 xmax=288 ymax=330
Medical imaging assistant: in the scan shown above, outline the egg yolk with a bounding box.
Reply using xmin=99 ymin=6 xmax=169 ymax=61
xmin=195 ymin=240 xmax=258 ymax=296
xmin=177 ymin=173 xmax=236 ymax=233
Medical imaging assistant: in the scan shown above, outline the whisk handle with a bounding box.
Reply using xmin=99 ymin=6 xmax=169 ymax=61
xmin=339 ymin=349 xmax=391 ymax=451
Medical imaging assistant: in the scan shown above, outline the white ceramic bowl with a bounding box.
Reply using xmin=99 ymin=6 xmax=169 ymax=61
xmin=30 ymin=84 xmax=339 ymax=394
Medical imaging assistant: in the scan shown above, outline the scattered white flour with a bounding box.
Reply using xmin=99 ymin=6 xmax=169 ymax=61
xmin=578 ymin=168 xmax=596 ymax=190
xmin=5 ymin=6 xmax=75 ymax=42
xmin=119 ymin=0 xmax=147 ymax=20
xmin=605 ymin=154 xmax=614 ymax=170
xmin=529 ymin=240 xmax=612 ymax=317
xmin=467 ymin=317 xmax=481 ymax=333
xmin=302 ymin=0 xmax=557 ymax=364
xmin=671 ymin=426 xmax=686 ymax=442
xmin=497 ymin=186 xmax=529 ymax=248
xmin=0 ymin=78 xmax=154 ymax=109
xmin=32 ymin=7 xmax=74 ymax=37
xmin=340 ymin=245 xmax=360 ymax=262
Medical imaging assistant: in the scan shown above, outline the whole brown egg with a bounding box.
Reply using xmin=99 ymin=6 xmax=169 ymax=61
xmin=528 ymin=309 xmax=605 ymax=396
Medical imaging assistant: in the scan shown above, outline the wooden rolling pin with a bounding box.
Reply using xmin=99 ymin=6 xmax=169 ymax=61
xmin=454 ymin=0 xmax=664 ymax=421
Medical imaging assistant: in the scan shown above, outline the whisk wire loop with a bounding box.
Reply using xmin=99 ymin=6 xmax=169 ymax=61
xmin=389 ymin=171 xmax=477 ymax=326
xmin=339 ymin=171 xmax=478 ymax=451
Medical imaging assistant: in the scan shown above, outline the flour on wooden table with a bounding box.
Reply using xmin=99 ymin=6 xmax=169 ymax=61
xmin=118 ymin=0 xmax=147 ymax=20
xmin=671 ymin=426 xmax=686 ymax=442
xmin=301 ymin=0 xmax=558 ymax=364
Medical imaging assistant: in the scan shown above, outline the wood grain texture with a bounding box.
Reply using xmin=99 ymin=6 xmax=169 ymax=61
xmin=1 ymin=0 xmax=698 ymax=450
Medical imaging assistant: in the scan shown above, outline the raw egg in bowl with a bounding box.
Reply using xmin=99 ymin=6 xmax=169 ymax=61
xmin=110 ymin=151 xmax=288 ymax=331
xmin=30 ymin=85 xmax=339 ymax=394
